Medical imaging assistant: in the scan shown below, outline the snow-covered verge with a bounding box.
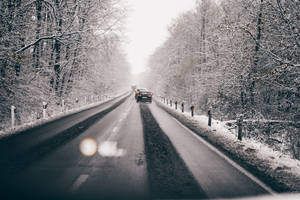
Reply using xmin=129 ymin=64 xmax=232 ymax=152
xmin=0 ymin=91 xmax=130 ymax=139
xmin=155 ymin=99 xmax=300 ymax=193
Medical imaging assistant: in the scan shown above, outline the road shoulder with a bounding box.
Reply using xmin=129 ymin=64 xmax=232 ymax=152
xmin=148 ymin=102 xmax=272 ymax=198
xmin=154 ymin=99 xmax=300 ymax=193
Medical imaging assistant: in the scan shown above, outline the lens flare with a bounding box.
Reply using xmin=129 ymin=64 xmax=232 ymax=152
xmin=98 ymin=141 xmax=126 ymax=157
xmin=79 ymin=138 xmax=97 ymax=157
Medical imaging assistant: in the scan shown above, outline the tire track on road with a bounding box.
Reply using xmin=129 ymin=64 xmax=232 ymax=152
xmin=139 ymin=103 xmax=206 ymax=199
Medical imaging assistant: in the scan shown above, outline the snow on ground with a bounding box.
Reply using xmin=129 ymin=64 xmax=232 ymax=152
xmin=155 ymin=99 xmax=300 ymax=192
xmin=0 ymin=92 xmax=129 ymax=139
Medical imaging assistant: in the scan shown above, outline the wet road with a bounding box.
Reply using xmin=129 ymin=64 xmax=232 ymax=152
xmin=0 ymin=94 xmax=272 ymax=200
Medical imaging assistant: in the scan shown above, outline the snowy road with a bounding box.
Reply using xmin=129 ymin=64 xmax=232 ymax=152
xmin=0 ymin=94 xmax=273 ymax=200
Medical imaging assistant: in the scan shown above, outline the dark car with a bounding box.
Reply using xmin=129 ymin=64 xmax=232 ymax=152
xmin=135 ymin=89 xmax=152 ymax=103
xmin=135 ymin=88 xmax=146 ymax=99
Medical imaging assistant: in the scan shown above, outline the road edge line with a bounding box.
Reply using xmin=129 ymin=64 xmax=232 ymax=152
xmin=170 ymin=115 xmax=277 ymax=195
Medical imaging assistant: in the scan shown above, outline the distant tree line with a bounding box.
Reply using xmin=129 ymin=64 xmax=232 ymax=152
xmin=147 ymin=0 xmax=300 ymax=121
xmin=0 ymin=0 xmax=131 ymax=129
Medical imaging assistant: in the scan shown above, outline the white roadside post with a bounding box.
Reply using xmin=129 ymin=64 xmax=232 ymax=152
xmin=85 ymin=96 xmax=87 ymax=104
xmin=42 ymin=102 xmax=48 ymax=119
xmin=11 ymin=105 xmax=16 ymax=129
xmin=62 ymin=99 xmax=65 ymax=112
xmin=75 ymin=97 xmax=79 ymax=108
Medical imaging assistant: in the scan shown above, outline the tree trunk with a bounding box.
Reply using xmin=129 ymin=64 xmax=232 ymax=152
xmin=15 ymin=0 xmax=23 ymax=76
xmin=249 ymin=0 xmax=263 ymax=105
xmin=59 ymin=44 xmax=70 ymax=96
xmin=54 ymin=37 xmax=61 ymax=94
xmin=33 ymin=0 xmax=42 ymax=69
xmin=201 ymin=11 xmax=206 ymax=64
xmin=54 ymin=0 xmax=62 ymax=96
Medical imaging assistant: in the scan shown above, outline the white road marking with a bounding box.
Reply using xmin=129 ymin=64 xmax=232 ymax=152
xmin=98 ymin=103 xmax=133 ymax=156
xmin=112 ymin=126 xmax=119 ymax=133
xmin=171 ymin=116 xmax=277 ymax=195
xmin=69 ymin=174 xmax=89 ymax=193
xmin=107 ymin=106 xmax=132 ymax=141
xmin=108 ymin=126 xmax=120 ymax=140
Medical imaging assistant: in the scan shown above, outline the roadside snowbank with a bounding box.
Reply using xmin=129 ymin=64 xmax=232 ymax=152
xmin=155 ymin=99 xmax=300 ymax=192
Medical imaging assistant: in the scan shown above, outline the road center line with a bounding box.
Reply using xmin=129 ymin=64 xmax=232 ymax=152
xmin=112 ymin=126 xmax=119 ymax=133
xmin=69 ymin=174 xmax=89 ymax=193
xmin=106 ymin=106 xmax=132 ymax=141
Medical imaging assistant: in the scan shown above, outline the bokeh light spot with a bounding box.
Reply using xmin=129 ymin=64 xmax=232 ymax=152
xmin=79 ymin=138 xmax=97 ymax=157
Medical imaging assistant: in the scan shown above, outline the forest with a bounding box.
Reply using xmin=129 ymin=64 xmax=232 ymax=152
xmin=145 ymin=0 xmax=299 ymax=157
xmin=0 ymin=0 xmax=131 ymax=130
xmin=146 ymin=0 xmax=299 ymax=120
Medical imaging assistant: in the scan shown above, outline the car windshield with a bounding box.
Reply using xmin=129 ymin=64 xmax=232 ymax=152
xmin=1 ymin=0 xmax=299 ymax=200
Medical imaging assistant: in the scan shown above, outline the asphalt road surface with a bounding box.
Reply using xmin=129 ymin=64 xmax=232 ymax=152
xmin=0 ymin=94 xmax=273 ymax=200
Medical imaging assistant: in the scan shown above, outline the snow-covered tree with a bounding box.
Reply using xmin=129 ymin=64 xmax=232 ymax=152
xmin=0 ymin=0 xmax=131 ymax=129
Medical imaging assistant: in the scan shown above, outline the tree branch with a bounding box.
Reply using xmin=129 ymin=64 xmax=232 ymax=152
xmin=276 ymin=0 xmax=300 ymax=47
xmin=240 ymin=26 xmax=300 ymax=68
xmin=15 ymin=35 xmax=56 ymax=54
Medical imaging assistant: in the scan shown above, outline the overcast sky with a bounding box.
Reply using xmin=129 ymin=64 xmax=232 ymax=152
xmin=124 ymin=0 xmax=197 ymax=74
